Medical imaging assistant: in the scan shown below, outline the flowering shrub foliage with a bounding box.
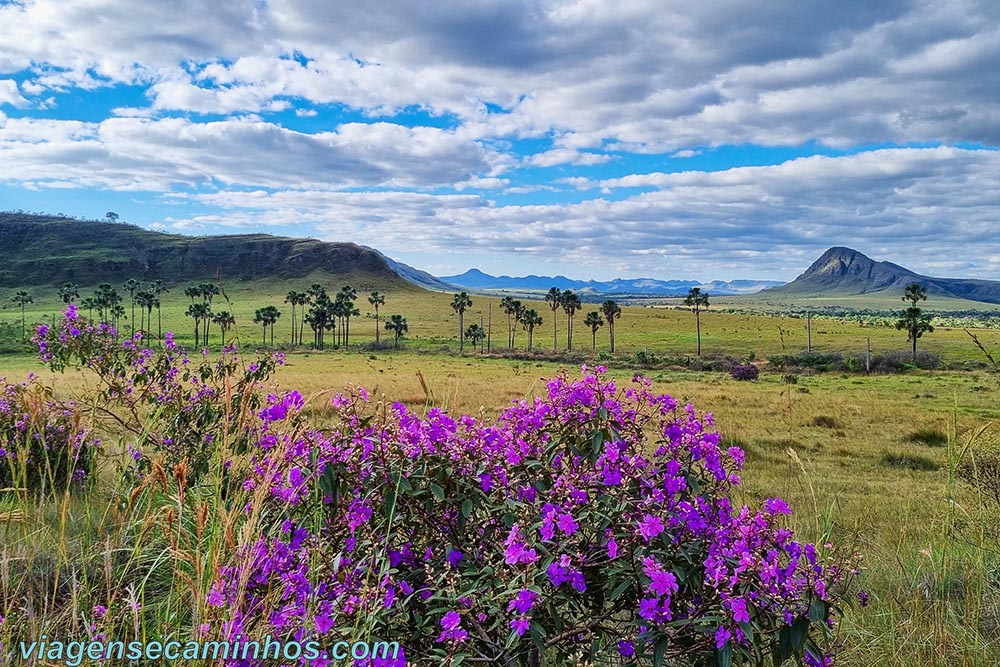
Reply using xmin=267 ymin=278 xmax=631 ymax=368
xmin=29 ymin=309 xmax=858 ymax=666
xmin=0 ymin=375 xmax=93 ymax=491
xmin=33 ymin=305 xmax=282 ymax=481
xmin=210 ymin=370 xmax=857 ymax=666
xmin=729 ymin=364 xmax=760 ymax=382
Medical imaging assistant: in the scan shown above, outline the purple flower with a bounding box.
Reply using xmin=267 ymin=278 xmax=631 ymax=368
xmin=715 ymin=626 xmax=732 ymax=649
xmin=446 ymin=549 xmax=463 ymax=567
xmin=618 ymin=641 xmax=635 ymax=657
xmin=556 ymin=512 xmax=579 ymax=536
xmin=764 ymin=497 xmax=792 ymax=515
xmin=511 ymin=617 xmax=530 ymax=636
xmin=729 ymin=597 xmax=750 ymax=624
xmin=437 ymin=611 xmax=468 ymax=643
xmin=638 ymin=514 xmax=665 ymax=541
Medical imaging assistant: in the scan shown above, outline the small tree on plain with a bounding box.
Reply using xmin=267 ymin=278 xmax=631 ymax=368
xmin=584 ymin=311 xmax=604 ymax=351
xmin=684 ymin=287 xmax=710 ymax=356
xmin=896 ymin=282 xmax=933 ymax=361
xmin=385 ymin=314 xmax=408 ymax=349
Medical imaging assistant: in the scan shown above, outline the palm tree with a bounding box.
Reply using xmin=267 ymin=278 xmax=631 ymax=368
xmin=510 ymin=300 xmax=525 ymax=349
xmin=545 ymin=287 xmax=562 ymax=352
xmin=584 ymin=311 xmax=604 ymax=351
xmin=306 ymin=292 xmax=334 ymax=349
xmin=684 ymin=288 xmax=710 ymax=356
xmin=285 ymin=291 xmax=299 ymax=345
xmin=368 ymin=291 xmax=386 ymax=344
xmin=213 ymin=311 xmax=236 ymax=347
xmin=184 ymin=285 xmax=201 ymax=303
xmin=385 ymin=314 xmax=408 ymax=349
xmin=337 ymin=286 xmax=359 ymax=348
xmin=151 ymin=280 xmax=168 ymax=338
xmin=521 ymin=308 xmax=543 ymax=350
xmin=465 ymin=323 xmax=485 ymax=351
xmin=58 ymin=282 xmax=79 ymax=304
xmin=451 ymin=292 xmax=473 ymax=351
xmin=186 ymin=302 xmax=210 ymax=347
xmin=896 ymin=283 xmax=933 ymax=360
xmin=135 ymin=289 xmax=155 ymax=332
xmin=199 ymin=282 xmax=220 ymax=305
xmin=12 ymin=290 xmax=32 ymax=341
xmin=123 ymin=278 xmax=140 ymax=335
xmin=560 ymin=290 xmax=581 ymax=351
xmin=254 ymin=306 xmax=281 ymax=346
xmin=81 ymin=296 xmax=98 ymax=321
xmin=600 ymin=300 xmax=622 ymax=353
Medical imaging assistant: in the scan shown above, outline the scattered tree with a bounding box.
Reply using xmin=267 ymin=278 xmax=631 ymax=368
xmin=105 ymin=211 xmax=119 ymax=223
xmin=896 ymin=282 xmax=934 ymax=360
xmin=465 ymin=323 xmax=486 ymax=352
xmin=58 ymin=282 xmax=79 ymax=305
xmin=600 ymin=299 xmax=622 ymax=353
xmin=452 ymin=292 xmax=473 ymax=351
xmin=368 ymin=291 xmax=386 ymax=344
xmin=561 ymin=290 xmax=582 ymax=351
xmin=584 ymin=311 xmax=604 ymax=351
xmin=545 ymin=287 xmax=562 ymax=352
xmin=12 ymin=290 xmax=32 ymax=341
xmin=123 ymin=279 xmax=140 ymax=335
xmin=151 ymin=280 xmax=168 ymax=338
xmin=186 ymin=302 xmax=211 ymax=347
xmin=213 ymin=311 xmax=236 ymax=347
xmin=385 ymin=314 xmax=408 ymax=349
xmin=684 ymin=287 xmax=710 ymax=356
xmin=254 ymin=306 xmax=282 ymax=346
xmin=521 ymin=308 xmax=543 ymax=350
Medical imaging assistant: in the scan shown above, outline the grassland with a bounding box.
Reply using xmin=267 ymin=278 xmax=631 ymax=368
xmin=2 ymin=280 xmax=999 ymax=664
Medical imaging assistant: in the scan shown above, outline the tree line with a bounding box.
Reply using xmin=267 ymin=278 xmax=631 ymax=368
xmin=11 ymin=280 xmax=409 ymax=350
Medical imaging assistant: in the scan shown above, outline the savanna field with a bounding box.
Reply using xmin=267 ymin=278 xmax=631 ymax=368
xmin=2 ymin=281 xmax=999 ymax=666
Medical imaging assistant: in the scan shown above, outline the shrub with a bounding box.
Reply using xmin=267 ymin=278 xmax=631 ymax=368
xmin=881 ymin=452 xmax=939 ymax=471
xmin=0 ymin=376 xmax=94 ymax=492
xmin=729 ymin=363 xmax=759 ymax=381
xmin=906 ymin=429 xmax=948 ymax=447
xmin=32 ymin=304 xmax=282 ymax=482
xmin=207 ymin=368 xmax=857 ymax=666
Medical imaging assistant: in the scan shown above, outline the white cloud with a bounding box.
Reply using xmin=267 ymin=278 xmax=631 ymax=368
xmin=0 ymin=79 xmax=27 ymax=107
xmin=155 ymin=147 xmax=1000 ymax=280
xmin=0 ymin=116 xmax=494 ymax=190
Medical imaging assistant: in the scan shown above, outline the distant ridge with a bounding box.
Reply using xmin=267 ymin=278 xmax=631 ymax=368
xmin=764 ymin=247 xmax=1000 ymax=303
xmin=0 ymin=213 xmax=411 ymax=290
xmin=441 ymin=269 xmax=783 ymax=296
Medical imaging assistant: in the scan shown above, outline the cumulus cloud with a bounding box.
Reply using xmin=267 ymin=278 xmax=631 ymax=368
xmin=0 ymin=116 xmax=493 ymax=190
xmin=160 ymin=148 xmax=1000 ymax=280
xmin=1 ymin=0 xmax=998 ymax=149
xmin=0 ymin=1 xmax=998 ymax=279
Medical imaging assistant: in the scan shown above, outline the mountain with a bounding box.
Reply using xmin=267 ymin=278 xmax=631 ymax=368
xmin=440 ymin=269 xmax=783 ymax=296
xmin=364 ymin=247 xmax=457 ymax=292
xmin=0 ymin=213 xmax=412 ymax=290
xmin=764 ymin=247 xmax=1000 ymax=303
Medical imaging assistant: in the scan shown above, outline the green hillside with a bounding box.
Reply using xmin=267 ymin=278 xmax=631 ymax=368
xmin=0 ymin=212 xmax=408 ymax=291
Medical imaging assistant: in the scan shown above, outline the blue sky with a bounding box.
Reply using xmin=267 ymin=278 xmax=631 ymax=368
xmin=1 ymin=0 xmax=999 ymax=281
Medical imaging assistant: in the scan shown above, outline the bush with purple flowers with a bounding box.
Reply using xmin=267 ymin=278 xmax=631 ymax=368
xmin=21 ymin=308 xmax=859 ymax=667
xmin=207 ymin=368 xmax=857 ymax=666
xmin=0 ymin=375 xmax=93 ymax=492
xmin=33 ymin=305 xmax=282 ymax=481
xmin=730 ymin=363 xmax=760 ymax=381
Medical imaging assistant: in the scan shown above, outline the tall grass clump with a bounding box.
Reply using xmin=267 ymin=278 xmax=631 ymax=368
xmin=0 ymin=307 xmax=862 ymax=666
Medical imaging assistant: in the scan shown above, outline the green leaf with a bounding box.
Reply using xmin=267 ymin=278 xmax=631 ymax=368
xmin=808 ymin=598 xmax=827 ymax=623
xmin=430 ymin=483 xmax=445 ymax=501
xmin=717 ymin=642 xmax=732 ymax=667
xmin=461 ymin=498 xmax=473 ymax=517
xmin=652 ymin=637 xmax=668 ymax=667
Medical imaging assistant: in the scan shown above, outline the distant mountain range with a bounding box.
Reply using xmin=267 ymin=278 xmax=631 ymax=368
xmin=763 ymin=246 xmax=1000 ymax=303
xmin=440 ymin=269 xmax=783 ymax=296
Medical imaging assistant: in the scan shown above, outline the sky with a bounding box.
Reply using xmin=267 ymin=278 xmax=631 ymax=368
xmin=0 ymin=0 xmax=998 ymax=282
